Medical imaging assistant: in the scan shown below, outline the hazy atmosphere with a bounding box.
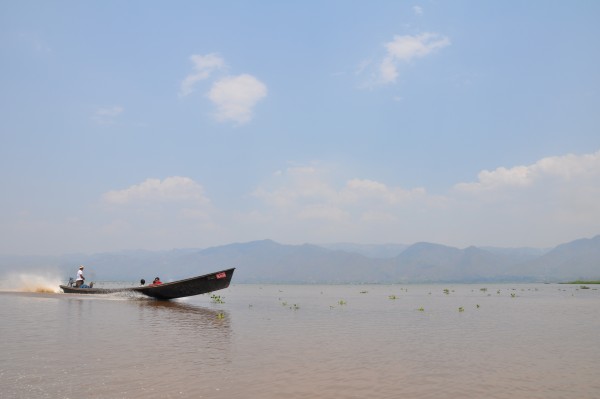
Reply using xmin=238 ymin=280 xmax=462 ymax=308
xmin=1 ymin=1 xmax=599 ymax=255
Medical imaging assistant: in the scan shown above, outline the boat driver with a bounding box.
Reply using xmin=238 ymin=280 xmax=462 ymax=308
xmin=75 ymin=265 xmax=85 ymax=287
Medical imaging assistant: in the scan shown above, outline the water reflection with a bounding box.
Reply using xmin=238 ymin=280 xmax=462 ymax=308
xmin=3 ymin=285 xmax=600 ymax=398
xmin=0 ymin=291 xmax=235 ymax=399
xmin=129 ymin=298 xmax=232 ymax=333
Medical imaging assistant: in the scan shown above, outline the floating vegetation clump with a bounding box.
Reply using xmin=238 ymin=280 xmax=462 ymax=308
xmin=338 ymin=299 xmax=347 ymax=305
xmin=417 ymin=307 xmax=424 ymax=312
xmin=510 ymin=293 xmax=516 ymax=298
xmin=458 ymin=307 xmax=464 ymax=312
xmin=443 ymin=289 xmax=450 ymax=295
xmin=388 ymin=295 xmax=398 ymax=300
xmin=216 ymin=312 xmax=225 ymax=319
xmin=211 ymin=294 xmax=225 ymax=304
xmin=359 ymin=290 xmax=368 ymax=294
xmin=480 ymin=288 xmax=487 ymax=292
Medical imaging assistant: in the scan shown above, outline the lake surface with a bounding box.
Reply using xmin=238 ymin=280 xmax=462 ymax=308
xmin=1 ymin=282 xmax=599 ymax=398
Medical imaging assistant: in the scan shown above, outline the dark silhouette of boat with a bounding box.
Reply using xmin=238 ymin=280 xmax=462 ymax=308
xmin=59 ymin=268 xmax=235 ymax=300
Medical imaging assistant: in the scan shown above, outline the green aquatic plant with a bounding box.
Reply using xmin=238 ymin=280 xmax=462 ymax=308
xmin=388 ymin=295 xmax=398 ymax=300
xmin=338 ymin=299 xmax=347 ymax=305
xmin=290 ymin=304 xmax=300 ymax=310
xmin=480 ymin=288 xmax=487 ymax=292
xmin=476 ymin=304 xmax=480 ymax=308
xmin=281 ymin=301 xmax=288 ymax=306
xmin=360 ymin=290 xmax=368 ymax=294
xmin=443 ymin=289 xmax=450 ymax=295
xmin=211 ymin=294 xmax=225 ymax=304
xmin=510 ymin=293 xmax=516 ymax=298
xmin=417 ymin=307 xmax=424 ymax=312
xmin=216 ymin=312 xmax=225 ymax=319
xmin=580 ymin=286 xmax=590 ymax=289
xmin=458 ymin=307 xmax=464 ymax=312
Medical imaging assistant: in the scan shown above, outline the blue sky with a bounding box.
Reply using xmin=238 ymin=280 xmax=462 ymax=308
xmin=1 ymin=1 xmax=599 ymax=255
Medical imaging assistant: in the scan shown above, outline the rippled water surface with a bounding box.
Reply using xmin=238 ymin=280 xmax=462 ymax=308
xmin=1 ymin=283 xmax=599 ymax=398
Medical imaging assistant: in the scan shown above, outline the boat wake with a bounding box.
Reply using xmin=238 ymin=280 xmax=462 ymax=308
xmin=0 ymin=273 xmax=62 ymax=294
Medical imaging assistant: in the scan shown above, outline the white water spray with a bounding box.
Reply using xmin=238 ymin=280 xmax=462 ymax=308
xmin=0 ymin=273 xmax=62 ymax=293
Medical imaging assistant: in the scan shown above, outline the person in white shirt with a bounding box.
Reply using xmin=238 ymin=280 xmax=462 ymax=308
xmin=75 ymin=265 xmax=85 ymax=287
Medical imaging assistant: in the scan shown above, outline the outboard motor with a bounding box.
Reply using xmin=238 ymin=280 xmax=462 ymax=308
xmin=68 ymin=277 xmax=74 ymax=287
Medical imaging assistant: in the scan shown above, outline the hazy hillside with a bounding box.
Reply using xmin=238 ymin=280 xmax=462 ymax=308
xmin=515 ymin=235 xmax=600 ymax=281
xmin=0 ymin=236 xmax=598 ymax=283
xmin=318 ymin=243 xmax=409 ymax=259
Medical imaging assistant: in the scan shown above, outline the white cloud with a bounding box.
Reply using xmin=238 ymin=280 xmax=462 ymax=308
xmin=180 ymin=53 xmax=226 ymax=97
xmin=92 ymin=106 xmax=124 ymax=124
xmin=253 ymin=165 xmax=338 ymax=208
xmin=93 ymin=177 xmax=219 ymax=250
xmin=207 ymin=74 xmax=268 ymax=125
xmin=103 ymin=176 xmax=209 ymax=205
xmin=455 ymin=150 xmax=600 ymax=192
xmin=443 ymin=150 xmax=600 ymax=246
xmin=413 ymin=5 xmax=423 ymax=15
xmin=379 ymin=33 xmax=450 ymax=84
xmin=341 ymin=179 xmax=426 ymax=204
xmin=253 ymin=166 xmax=428 ymax=218
xmin=180 ymin=53 xmax=267 ymax=125
xmin=246 ymin=150 xmax=600 ymax=247
xmin=3 ymin=151 xmax=599 ymax=254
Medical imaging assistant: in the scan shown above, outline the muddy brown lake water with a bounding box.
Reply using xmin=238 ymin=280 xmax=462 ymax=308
xmin=1 ymin=283 xmax=599 ymax=398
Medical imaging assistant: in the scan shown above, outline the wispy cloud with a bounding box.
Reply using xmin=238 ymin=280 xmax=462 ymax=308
xmin=208 ymin=74 xmax=267 ymax=125
xmin=252 ymin=166 xmax=429 ymax=223
xmin=379 ymin=33 xmax=450 ymax=84
xmin=179 ymin=53 xmax=226 ymax=97
xmin=358 ymin=32 xmax=450 ymax=87
xmin=92 ymin=106 xmax=124 ymax=124
xmin=103 ymin=176 xmax=209 ymax=205
xmin=413 ymin=5 xmax=423 ymax=15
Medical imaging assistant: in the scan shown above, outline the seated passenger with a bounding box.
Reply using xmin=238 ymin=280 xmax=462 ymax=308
xmin=150 ymin=277 xmax=162 ymax=285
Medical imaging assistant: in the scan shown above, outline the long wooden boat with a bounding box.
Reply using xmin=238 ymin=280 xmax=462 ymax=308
xmin=59 ymin=268 xmax=235 ymax=300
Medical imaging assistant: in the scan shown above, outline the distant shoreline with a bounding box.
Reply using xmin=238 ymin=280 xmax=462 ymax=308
xmin=561 ymin=280 xmax=600 ymax=284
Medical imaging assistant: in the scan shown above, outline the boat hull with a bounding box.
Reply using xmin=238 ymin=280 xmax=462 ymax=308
xmin=60 ymin=268 xmax=235 ymax=300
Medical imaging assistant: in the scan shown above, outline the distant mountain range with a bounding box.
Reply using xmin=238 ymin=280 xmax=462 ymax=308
xmin=1 ymin=235 xmax=599 ymax=283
